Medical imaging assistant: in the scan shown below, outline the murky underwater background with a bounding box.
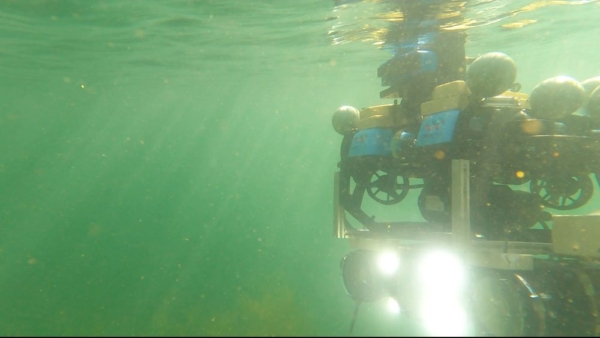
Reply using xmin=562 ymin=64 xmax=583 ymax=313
xmin=1 ymin=0 xmax=600 ymax=336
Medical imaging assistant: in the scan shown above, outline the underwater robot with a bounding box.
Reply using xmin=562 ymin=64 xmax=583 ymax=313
xmin=332 ymin=49 xmax=600 ymax=336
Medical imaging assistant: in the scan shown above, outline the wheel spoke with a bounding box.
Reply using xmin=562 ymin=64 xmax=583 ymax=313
xmin=366 ymin=172 xmax=410 ymax=205
xmin=531 ymin=175 xmax=594 ymax=210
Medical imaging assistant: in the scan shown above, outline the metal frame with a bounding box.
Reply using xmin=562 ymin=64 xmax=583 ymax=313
xmin=451 ymin=159 xmax=471 ymax=249
xmin=333 ymin=159 xmax=600 ymax=270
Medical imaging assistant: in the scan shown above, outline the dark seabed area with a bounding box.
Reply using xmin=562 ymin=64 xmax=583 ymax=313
xmin=1 ymin=0 xmax=600 ymax=336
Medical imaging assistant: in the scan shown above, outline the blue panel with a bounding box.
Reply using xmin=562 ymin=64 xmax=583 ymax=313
xmin=416 ymin=109 xmax=460 ymax=147
xmin=417 ymin=50 xmax=437 ymax=72
xmin=348 ymin=128 xmax=394 ymax=157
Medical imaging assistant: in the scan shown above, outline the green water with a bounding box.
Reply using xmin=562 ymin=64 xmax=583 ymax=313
xmin=1 ymin=0 xmax=600 ymax=336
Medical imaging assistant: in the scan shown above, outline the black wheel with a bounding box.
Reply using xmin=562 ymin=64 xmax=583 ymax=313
xmin=530 ymin=174 xmax=594 ymax=210
xmin=365 ymin=170 xmax=410 ymax=205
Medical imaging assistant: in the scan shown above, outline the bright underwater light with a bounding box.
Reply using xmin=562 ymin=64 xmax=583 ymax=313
xmin=417 ymin=250 xmax=469 ymax=336
xmin=377 ymin=251 xmax=400 ymax=276
xmin=420 ymin=298 xmax=468 ymax=337
xmin=386 ymin=297 xmax=401 ymax=315
xmin=418 ymin=250 xmax=465 ymax=291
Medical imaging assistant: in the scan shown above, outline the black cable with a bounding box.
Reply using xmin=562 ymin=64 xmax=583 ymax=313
xmin=349 ymin=300 xmax=362 ymax=335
